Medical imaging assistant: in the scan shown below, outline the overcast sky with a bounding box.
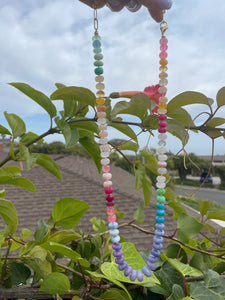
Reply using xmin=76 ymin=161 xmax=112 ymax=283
xmin=0 ymin=0 xmax=225 ymax=155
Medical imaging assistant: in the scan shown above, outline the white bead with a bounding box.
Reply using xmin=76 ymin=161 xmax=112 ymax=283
xmin=158 ymin=108 xmax=167 ymax=114
xmin=158 ymin=168 xmax=167 ymax=175
xmin=100 ymin=152 xmax=110 ymax=158
xmin=157 ymin=176 xmax=166 ymax=182
xmin=158 ymin=140 xmax=166 ymax=147
xmin=156 ymin=182 xmax=166 ymax=188
xmin=158 ymin=86 xmax=167 ymax=94
xmin=100 ymin=144 xmax=110 ymax=152
xmin=159 ymin=96 xmax=168 ymax=103
xmin=102 ymin=173 xmax=112 ymax=180
xmin=158 ymin=154 xmax=168 ymax=161
xmin=157 ymin=147 xmax=167 ymax=154
xmin=158 ymin=161 xmax=167 ymax=168
xmin=99 ymin=138 xmax=108 ymax=144
xmin=101 ymin=158 xmax=110 ymax=165
xmin=158 ymin=133 xmax=167 ymax=140
xmin=159 ymin=78 xmax=168 ymax=86
xmin=97 ymin=118 xmax=106 ymax=125
xmin=98 ymin=124 xmax=107 ymax=131
xmin=97 ymin=112 xmax=106 ymax=118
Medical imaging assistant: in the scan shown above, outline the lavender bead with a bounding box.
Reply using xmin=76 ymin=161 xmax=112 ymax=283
xmin=151 ymin=249 xmax=161 ymax=258
xmin=148 ymin=255 xmax=158 ymax=263
xmin=158 ymin=0 xmax=172 ymax=10
xmin=130 ymin=270 xmax=137 ymax=281
xmin=118 ymin=262 xmax=128 ymax=271
xmin=111 ymin=235 xmax=120 ymax=243
xmin=137 ymin=270 xmax=143 ymax=282
xmin=115 ymin=256 xmax=124 ymax=264
xmin=155 ymin=229 xmax=165 ymax=236
xmin=153 ymin=235 xmax=164 ymax=244
xmin=124 ymin=266 xmax=132 ymax=276
xmin=147 ymin=261 xmax=157 ymax=271
xmin=153 ymin=242 xmax=163 ymax=250
xmin=112 ymin=243 xmax=122 ymax=250
xmin=113 ymin=250 xmax=123 ymax=257
xmin=109 ymin=229 xmax=119 ymax=236
xmin=155 ymin=223 xmax=165 ymax=230
xmin=142 ymin=266 xmax=151 ymax=277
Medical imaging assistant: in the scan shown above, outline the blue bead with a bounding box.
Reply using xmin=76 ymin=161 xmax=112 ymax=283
xmin=155 ymin=223 xmax=165 ymax=230
xmin=112 ymin=242 xmax=121 ymax=250
xmin=130 ymin=270 xmax=137 ymax=281
xmin=124 ymin=266 xmax=132 ymax=276
xmin=158 ymin=0 xmax=173 ymax=10
xmin=147 ymin=261 xmax=157 ymax=271
xmin=108 ymin=222 xmax=118 ymax=229
xmin=118 ymin=262 xmax=127 ymax=271
xmin=151 ymin=249 xmax=161 ymax=258
xmin=137 ymin=270 xmax=143 ymax=282
xmin=157 ymin=210 xmax=165 ymax=216
xmin=113 ymin=250 xmax=123 ymax=257
xmin=115 ymin=256 xmax=124 ymax=264
xmin=156 ymin=203 xmax=164 ymax=209
xmin=153 ymin=243 xmax=163 ymax=250
xmin=109 ymin=229 xmax=119 ymax=236
xmin=148 ymin=255 xmax=158 ymax=263
xmin=153 ymin=235 xmax=164 ymax=244
xmin=142 ymin=266 xmax=151 ymax=277
xmin=155 ymin=216 xmax=164 ymax=223
xmin=155 ymin=229 xmax=165 ymax=236
xmin=93 ymin=40 xmax=101 ymax=48
xmin=111 ymin=235 xmax=120 ymax=243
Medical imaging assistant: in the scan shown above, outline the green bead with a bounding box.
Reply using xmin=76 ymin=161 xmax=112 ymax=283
xmin=92 ymin=34 xmax=101 ymax=41
xmin=95 ymin=67 xmax=103 ymax=75
xmin=156 ymin=188 xmax=166 ymax=195
xmin=93 ymin=48 xmax=102 ymax=53
xmin=156 ymin=196 xmax=165 ymax=203
xmin=94 ymin=61 xmax=103 ymax=67
xmin=94 ymin=53 xmax=103 ymax=60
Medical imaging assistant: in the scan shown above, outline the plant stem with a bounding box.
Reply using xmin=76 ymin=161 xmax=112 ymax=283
xmin=0 ymin=242 xmax=12 ymax=284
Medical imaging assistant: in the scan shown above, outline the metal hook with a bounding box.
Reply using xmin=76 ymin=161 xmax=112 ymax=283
xmin=160 ymin=20 xmax=168 ymax=37
xmin=94 ymin=7 xmax=98 ymax=34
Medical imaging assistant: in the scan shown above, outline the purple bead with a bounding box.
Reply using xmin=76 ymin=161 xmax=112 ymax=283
xmin=153 ymin=243 xmax=163 ymax=250
xmin=155 ymin=223 xmax=165 ymax=230
xmin=137 ymin=270 xmax=143 ymax=282
xmin=130 ymin=270 xmax=137 ymax=281
xmin=115 ymin=256 xmax=124 ymax=264
xmin=118 ymin=262 xmax=128 ymax=271
xmin=112 ymin=243 xmax=122 ymax=250
xmin=155 ymin=229 xmax=165 ymax=236
xmin=106 ymin=202 xmax=115 ymax=207
xmin=151 ymin=249 xmax=161 ymax=258
xmin=113 ymin=250 xmax=123 ymax=257
xmin=148 ymin=255 xmax=158 ymax=263
xmin=147 ymin=261 xmax=157 ymax=271
xmin=124 ymin=266 xmax=132 ymax=276
xmin=158 ymin=0 xmax=172 ymax=10
xmin=142 ymin=266 xmax=151 ymax=277
xmin=153 ymin=235 xmax=164 ymax=244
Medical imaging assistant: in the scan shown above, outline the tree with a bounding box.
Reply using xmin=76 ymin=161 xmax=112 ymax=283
xmin=0 ymin=83 xmax=225 ymax=299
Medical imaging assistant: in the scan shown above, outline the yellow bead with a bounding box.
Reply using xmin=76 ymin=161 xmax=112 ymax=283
xmin=95 ymin=75 xmax=104 ymax=82
xmin=97 ymin=90 xmax=105 ymax=97
xmin=159 ymin=66 xmax=168 ymax=72
xmin=96 ymin=97 xmax=105 ymax=105
xmin=158 ymin=103 xmax=167 ymax=109
xmin=160 ymin=59 xmax=168 ymax=66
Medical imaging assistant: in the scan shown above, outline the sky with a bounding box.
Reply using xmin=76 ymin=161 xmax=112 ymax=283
xmin=0 ymin=0 xmax=225 ymax=155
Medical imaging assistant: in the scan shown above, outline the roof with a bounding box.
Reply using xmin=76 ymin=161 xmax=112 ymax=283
xmin=0 ymin=153 xmax=221 ymax=250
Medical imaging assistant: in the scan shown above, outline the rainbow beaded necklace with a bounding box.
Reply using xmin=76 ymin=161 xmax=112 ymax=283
xmin=92 ymin=9 xmax=169 ymax=282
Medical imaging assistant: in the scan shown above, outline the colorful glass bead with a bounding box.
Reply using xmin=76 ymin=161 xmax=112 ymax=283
xmin=97 ymin=105 xmax=106 ymax=112
xmin=106 ymin=194 xmax=114 ymax=202
xmin=124 ymin=266 xmax=132 ymax=276
xmin=92 ymin=34 xmax=101 ymax=41
xmin=142 ymin=266 xmax=151 ymax=277
xmin=158 ymin=86 xmax=167 ymax=94
xmin=157 ymin=196 xmax=166 ymax=203
xmin=137 ymin=270 xmax=143 ymax=282
xmin=94 ymin=53 xmax=103 ymax=60
xmin=95 ymin=67 xmax=103 ymax=75
xmin=101 ymin=157 xmax=110 ymax=164
xmin=148 ymin=255 xmax=158 ymax=263
xmin=113 ymin=250 xmax=123 ymax=257
xmin=102 ymin=165 xmax=110 ymax=172
xmin=147 ymin=261 xmax=157 ymax=271
xmin=112 ymin=242 xmax=121 ymax=250
xmin=93 ymin=40 xmax=101 ymax=48
xmin=94 ymin=61 xmax=103 ymax=67
xmin=155 ymin=223 xmax=165 ymax=230
xmin=110 ymin=229 xmax=119 ymax=236
xmin=130 ymin=270 xmax=137 ymax=281
xmin=156 ymin=203 xmax=164 ymax=209
xmin=151 ymin=249 xmax=161 ymax=257
xmin=159 ymin=78 xmax=168 ymax=86
xmin=95 ymin=75 xmax=104 ymax=82
xmin=158 ymin=108 xmax=167 ymax=114
xmin=101 ymin=152 xmax=110 ymax=158
xmin=156 ymin=188 xmax=165 ymax=195
xmin=158 ymin=103 xmax=167 ymax=109
xmin=159 ymin=51 xmax=168 ymax=59
xmin=108 ymin=215 xmax=116 ymax=222
xmin=119 ymin=262 xmax=128 ymax=271
xmin=158 ymin=121 xmax=167 ymax=127
xmin=107 ymin=207 xmax=115 ymax=215
xmin=155 ymin=216 xmax=165 ymax=223
xmin=153 ymin=243 xmax=163 ymax=250
xmin=103 ymin=180 xmax=112 ymax=188
xmin=111 ymin=235 xmax=120 ymax=243
xmin=99 ymin=138 xmax=108 ymax=145
xmin=106 ymin=202 xmax=115 ymax=207
xmin=98 ymin=112 xmax=107 ymax=119
xmin=155 ymin=229 xmax=165 ymax=236
xmin=96 ymin=82 xmax=105 ymax=89
xmin=97 ymin=90 xmax=105 ymax=97
xmin=93 ymin=48 xmax=102 ymax=53
xmin=159 ymin=72 xmax=168 ymax=78
xmin=98 ymin=117 xmax=107 ymax=125
xmin=157 ymin=210 xmax=165 ymax=216
xmin=96 ymin=97 xmax=105 ymax=105
xmin=105 ymin=187 xmax=113 ymax=194
xmin=153 ymin=235 xmax=164 ymax=243
xmin=115 ymin=256 xmax=124 ymax=264
xmin=160 ymin=59 xmax=168 ymax=66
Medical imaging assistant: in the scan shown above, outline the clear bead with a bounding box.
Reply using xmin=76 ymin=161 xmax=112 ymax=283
xmin=98 ymin=124 xmax=107 ymax=131
xmin=99 ymin=137 xmax=108 ymax=144
xmin=156 ymin=182 xmax=166 ymax=188
xmin=159 ymin=72 xmax=168 ymax=79
xmin=158 ymin=86 xmax=167 ymax=94
xmin=158 ymin=154 xmax=168 ymax=161
xmin=159 ymin=96 xmax=168 ymax=103
xmin=100 ymin=144 xmax=110 ymax=152
xmin=101 ymin=158 xmax=110 ymax=165
xmin=159 ymin=78 xmax=168 ymax=86
xmin=158 ymin=168 xmax=167 ymax=175
xmin=96 ymin=83 xmax=105 ymax=90
xmin=97 ymin=118 xmax=106 ymax=125
xmin=158 ymin=140 xmax=166 ymax=147
xmin=157 ymin=175 xmax=166 ymax=182
xmin=158 ymin=108 xmax=167 ymax=114
xmin=158 ymin=133 xmax=167 ymax=140
xmin=157 ymin=147 xmax=167 ymax=154
xmin=101 ymin=151 xmax=110 ymax=158
xmin=97 ymin=112 xmax=106 ymax=118
xmin=95 ymin=75 xmax=104 ymax=82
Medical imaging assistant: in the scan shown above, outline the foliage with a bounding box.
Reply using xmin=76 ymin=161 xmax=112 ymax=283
xmin=0 ymin=83 xmax=225 ymax=299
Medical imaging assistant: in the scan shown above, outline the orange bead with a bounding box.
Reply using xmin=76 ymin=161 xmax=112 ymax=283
xmin=160 ymin=58 xmax=168 ymax=66
xmin=96 ymin=97 xmax=105 ymax=105
xmin=158 ymin=103 xmax=167 ymax=109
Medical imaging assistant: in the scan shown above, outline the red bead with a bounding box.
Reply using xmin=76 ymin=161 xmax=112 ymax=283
xmin=158 ymin=121 xmax=167 ymax=127
xmin=105 ymin=187 xmax=113 ymax=194
xmin=106 ymin=194 xmax=114 ymax=202
xmin=106 ymin=202 xmax=115 ymax=207
xmin=158 ymin=114 xmax=167 ymax=120
xmin=158 ymin=128 xmax=167 ymax=133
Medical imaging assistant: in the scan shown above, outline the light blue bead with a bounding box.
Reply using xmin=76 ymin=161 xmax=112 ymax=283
xmin=111 ymin=235 xmax=120 ymax=243
xmin=153 ymin=242 xmax=163 ymax=250
xmin=137 ymin=270 xmax=143 ymax=282
xmin=155 ymin=216 xmax=164 ymax=223
xmin=157 ymin=210 xmax=165 ymax=216
xmin=151 ymin=249 xmax=161 ymax=258
xmin=109 ymin=229 xmax=119 ymax=236
xmin=130 ymin=270 xmax=137 ymax=281
xmin=153 ymin=235 xmax=164 ymax=244
xmin=156 ymin=203 xmax=164 ymax=209
xmin=93 ymin=40 xmax=101 ymax=48
xmin=142 ymin=266 xmax=151 ymax=277
xmin=155 ymin=229 xmax=165 ymax=236
xmin=108 ymin=222 xmax=118 ymax=229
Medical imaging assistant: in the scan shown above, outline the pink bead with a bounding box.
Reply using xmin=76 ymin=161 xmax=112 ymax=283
xmin=102 ymin=165 xmax=110 ymax=172
xmin=102 ymin=173 xmax=112 ymax=180
xmin=158 ymin=161 xmax=167 ymax=168
xmin=158 ymin=121 xmax=167 ymax=127
xmin=106 ymin=194 xmax=114 ymax=202
xmin=159 ymin=51 xmax=168 ymax=59
xmin=104 ymin=181 xmax=112 ymax=188
xmin=99 ymin=131 xmax=108 ymax=138
xmin=158 ymin=114 xmax=167 ymax=120
xmin=105 ymin=187 xmax=113 ymax=194
xmin=97 ymin=112 xmax=106 ymax=118
xmin=160 ymin=37 xmax=168 ymax=45
xmin=107 ymin=207 xmax=115 ymax=215
xmin=106 ymin=202 xmax=115 ymax=207
xmin=98 ymin=124 xmax=107 ymax=130
xmin=160 ymin=45 xmax=168 ymax=51
xmin=158 ymin=128 xmax=167 ymax=133
xmin=108 ymin=215 xmax=117 ymax=222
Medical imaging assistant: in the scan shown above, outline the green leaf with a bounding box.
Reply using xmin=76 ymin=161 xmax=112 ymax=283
xmin=22 ymin=228 xmax=33 ymax=239
xmin=206 ymin=117 xmax=225 ymax=128
xmin=167 ymin=284 xmax=185 ymax=300
xmin=70 ymin=120 xmax=99 ymax=134
xmin=0 ymin=198 xmax=18 ymax=236
xmin=0 ymin=166 xmax=21 ymax=177
xmin=4 ymin=112 xmax=26 ymax=138
xmin=118 ymin=141 xmax=139 ymax=152
xmin=35 ymin=154 xmax=62 ymax=180
xmin=39 ymin=272 xmax=71 ymax=295
xmin=101 ymin=242 xmax=160 ymax=285
xmin=10 ymin=262 xmax=31 ymax=286
xmin=0 ymin=124 xmax=11 ymax=135
xmin=0 ymin=176 xmax=36 ymax=193
xmin=204 ymin=129 xmax=223 ymax=139
xmin=23 ymin=257 xmax=52 ymax=278
xmin=51 ymin=86 xmax=96 ymax=107
xmin=199 ymin=200 xmax=213 ymax=217
xmin=167 ymin=119 xmax=189 ymax=145
xmin=167 ymin=107 xmax=193 ymax=127
xmin=79 ymin=136 xmax=101 ymax=173
xmin=207 ymin=211 xmax=225 ymax=221
xmin=142 ymin=114 xmax=158 ymax=130
xmin=46 ymin=230 xmax=81 ymax=244
xmin=190 ymin=269 xmax=225 ymax=300
xmin=177 ymin=213 xmax=203 ymax=243
xmin=142 ymin=175 xmax=152 ymax=207
xmin=110 ymin=118 xmax=138 ymax=142
xmin=55 ymin=117 xmax=79 ymax=148
xmin=134 ymin=164 xmax=145 ymax=190
xmin=52 ymin=198 xmax=90 ymax=228
xmin=99 ymin=289 xmax=130 ymax=300
xmin=141 ymin=148 xmax=158 ymax=174
xmin=167 ymin=91 xmax=209 ymax=111
xmin=41 ymin=241 xmax=81 ymax=262
xmin=0 ymin=189 xmax=6 ymax=198
xmin=90 ymin=217 xmax=106 ymax=233
xmin=29 ymin=245 xmax=48 ymax=261
xmin=18 ymin=143 xmax=30 ymax=162
xmin=20 ymin=131 xmax=43 ymax=144
xmin=166 ymin=244 xmax=187 ymax=264
xmin=216 ymin=86 xmax=225 ymax=108
xmin=133 ymin=202 xmax=144 ymax=224
xmin=9 ymin=82 xmax=57 ymax=118
xmin=190 ymin=251 xmax=213 ymax=271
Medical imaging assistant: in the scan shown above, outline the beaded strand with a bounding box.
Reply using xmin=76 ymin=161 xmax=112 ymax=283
xmin=92 ymin=15 xmax=168 ymax=282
